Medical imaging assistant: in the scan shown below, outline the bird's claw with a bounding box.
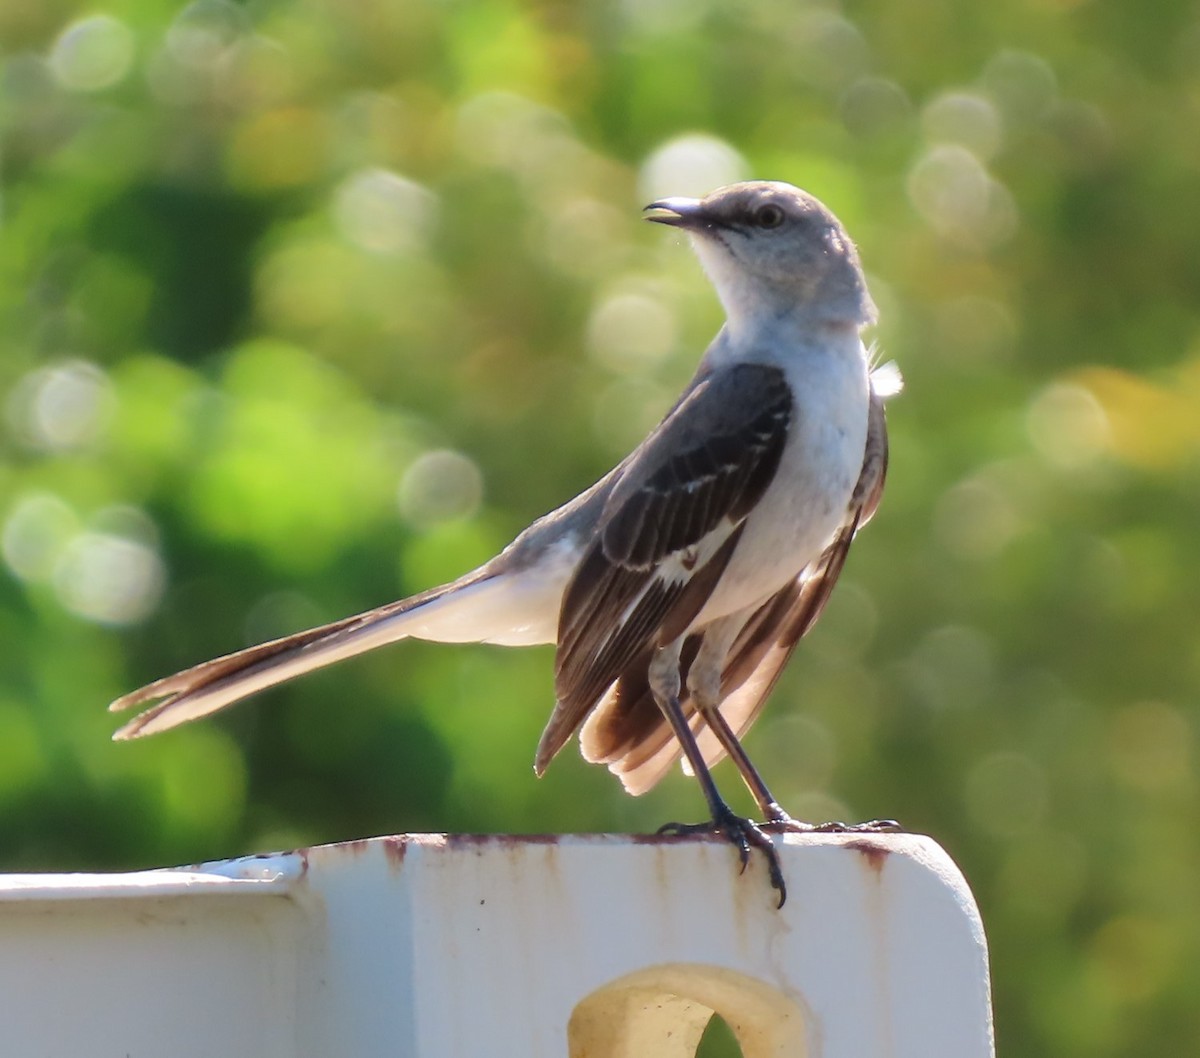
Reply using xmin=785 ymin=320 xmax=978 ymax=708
xmin=761 ymin=809 xmax=902 ymax=835
xmin=658 ymin=808 xmax=787 ymax=907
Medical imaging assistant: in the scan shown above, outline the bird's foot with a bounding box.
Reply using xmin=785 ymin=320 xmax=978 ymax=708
xmin=658 ymin=806 xmax=787 ymax=907
xmin=760 ymin=805 xmax=902 ymax=835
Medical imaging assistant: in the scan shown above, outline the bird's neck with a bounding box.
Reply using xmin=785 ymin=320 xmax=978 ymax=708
xmin=716 ymin=296 xmax=864 ymax=356
xmin=704 ymin=311 xmax=866 ymax=375
xmin=709 ymin=276 xmax=870 ymax=348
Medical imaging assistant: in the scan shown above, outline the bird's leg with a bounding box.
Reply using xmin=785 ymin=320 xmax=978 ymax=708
xmin=685 ymin=621 xmax=790 ymax=821
xmin=690 ymin=700 xmax=788 ymax=821
xmin=688 ymin=631 xmax=901 ymax=838
xmin=694 ymin=704 xmax=901 ymax=833
xmin=649 ymin=645 xmax=787 ymax=906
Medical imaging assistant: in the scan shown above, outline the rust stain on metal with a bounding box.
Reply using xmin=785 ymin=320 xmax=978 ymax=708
xmin=845 ymin=839 xmax=890 ymax=875
xmin=504 ymin=832 xmax=562 ymax=846
xmin=382 ymin=836 xmax=409 ymax=869
xmin=443 ymin=832 xmax=564 ymax=850
xmin=337 ymin=838 xmax=372 ymax=857
xmin=264 ymin=847 xmax=311 ymax=876
xmin=630 ymin=830 xmax=724 ymax=847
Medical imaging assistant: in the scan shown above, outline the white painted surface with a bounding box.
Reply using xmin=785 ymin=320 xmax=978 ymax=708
xmin=0 ymin=833 xmax=994 ymax=1057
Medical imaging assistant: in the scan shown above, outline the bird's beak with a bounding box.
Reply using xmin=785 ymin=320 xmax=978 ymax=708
xmin=644 ymin=197 xmax=708 ymax=229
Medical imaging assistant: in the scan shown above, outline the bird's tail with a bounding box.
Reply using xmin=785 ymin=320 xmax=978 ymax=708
xmin=109 ymin=569 xmax=521 ymax=740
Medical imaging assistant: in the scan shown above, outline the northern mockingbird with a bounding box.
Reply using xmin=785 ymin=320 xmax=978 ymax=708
xmin=110 ymin=180 xmax=901 ymax=905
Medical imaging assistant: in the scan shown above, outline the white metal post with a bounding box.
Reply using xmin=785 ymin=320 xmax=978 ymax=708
xmin=0 ymin=832 xmax=994 ymax=1057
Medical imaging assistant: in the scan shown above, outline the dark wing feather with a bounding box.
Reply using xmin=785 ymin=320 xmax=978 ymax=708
xmin=600 ymin=366 xmax=791 ymax=567
xmin=534 ymin=362 xmax=793 ymax=772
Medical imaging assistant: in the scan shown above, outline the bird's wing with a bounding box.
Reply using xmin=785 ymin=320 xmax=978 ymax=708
xmin=535 ymin=361 xmax=793 ymax=772
xmin=580 ymin=376 xmax=892 ymax=794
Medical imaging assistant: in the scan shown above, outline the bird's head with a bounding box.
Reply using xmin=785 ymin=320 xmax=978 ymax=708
xmin=646 ymin=181 xmax=875 ymax=330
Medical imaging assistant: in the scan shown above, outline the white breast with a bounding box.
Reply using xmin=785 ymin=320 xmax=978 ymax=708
xmin=696 ymin=329 xmax=870 ymax=623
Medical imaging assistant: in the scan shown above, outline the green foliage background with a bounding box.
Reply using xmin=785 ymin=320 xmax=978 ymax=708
xmin=3 ymin=1 xmax=1199 ymax=1054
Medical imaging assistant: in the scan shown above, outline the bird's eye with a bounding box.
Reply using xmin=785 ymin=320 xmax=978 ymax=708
xmin=755 ymin=204 xmax=785 ymax=229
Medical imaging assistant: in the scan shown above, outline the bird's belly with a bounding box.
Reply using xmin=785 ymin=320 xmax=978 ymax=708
xmin=698 ymin=476 xmax=850 ymax=622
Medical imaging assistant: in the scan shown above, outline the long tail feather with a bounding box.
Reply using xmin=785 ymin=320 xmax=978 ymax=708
xmin=110 ymin=572 xmax=503 ymax=740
